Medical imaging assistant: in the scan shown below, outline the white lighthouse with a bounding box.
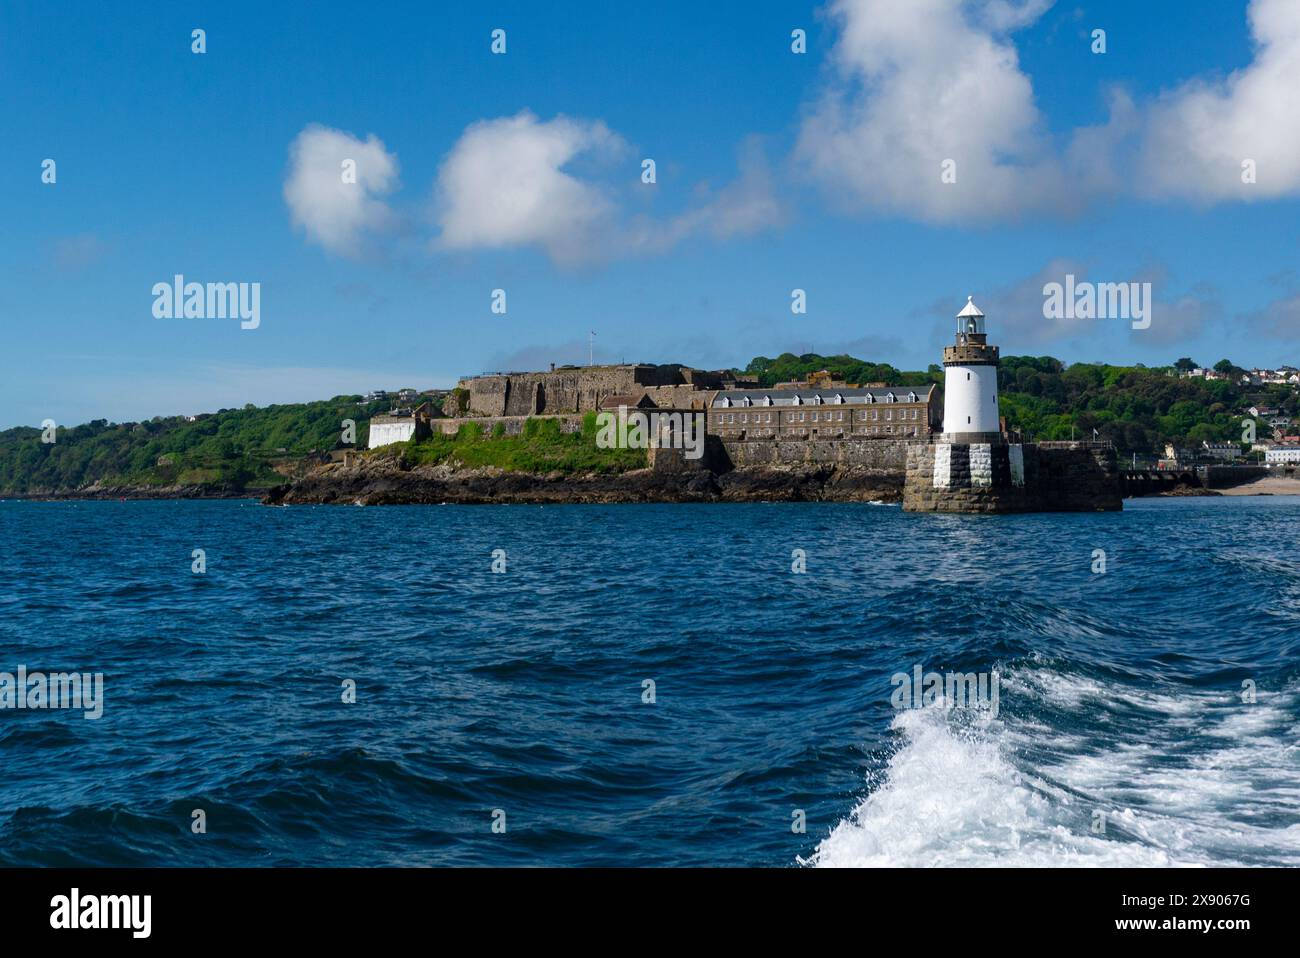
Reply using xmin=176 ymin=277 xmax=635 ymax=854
xmin=941 ymin=296 xmax=1001 ymax=439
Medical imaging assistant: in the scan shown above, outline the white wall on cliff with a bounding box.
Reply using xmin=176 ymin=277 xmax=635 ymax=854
xmin=368 ymin=420 xmax=415 ymax=449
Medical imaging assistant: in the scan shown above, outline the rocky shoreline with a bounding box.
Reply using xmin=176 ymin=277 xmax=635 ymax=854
xmin=261 ymin=459 xmax=904 ymax=505
xmin=5 ymin=482 xmax=263 ymax=501
xmin=8 ymin=461 xmax=1286 ymax=505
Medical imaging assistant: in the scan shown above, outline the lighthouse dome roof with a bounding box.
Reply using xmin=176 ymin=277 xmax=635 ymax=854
xmin=956 ymin=295 xmax=984 ymax=319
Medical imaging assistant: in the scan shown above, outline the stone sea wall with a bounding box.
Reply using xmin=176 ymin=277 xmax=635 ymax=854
xmin=720 ymin=437 xmax=919 ymax=469
xmin=904 ymin=441 xmax=1121 ymax=512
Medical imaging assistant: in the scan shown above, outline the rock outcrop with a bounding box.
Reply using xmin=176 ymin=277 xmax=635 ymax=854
xmin=262 ymin=458 xmax=903 ymax=506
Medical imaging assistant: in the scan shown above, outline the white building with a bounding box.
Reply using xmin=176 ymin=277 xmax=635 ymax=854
xmin=1265 ymin=445 xmax=1300 ymax=464
xmin=942 ymin=296 xmax=1001 ymax=438
xmin=1200 ymin=441 xmax=1239 ymax=461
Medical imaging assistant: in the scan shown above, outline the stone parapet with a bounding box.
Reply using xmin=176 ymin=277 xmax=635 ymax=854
xmin=942 ymin=344 xmax=1000 ymax=365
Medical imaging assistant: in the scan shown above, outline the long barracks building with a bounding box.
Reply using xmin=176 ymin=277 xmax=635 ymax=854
xmin=707 ymin=385 xmax=940 ymax=440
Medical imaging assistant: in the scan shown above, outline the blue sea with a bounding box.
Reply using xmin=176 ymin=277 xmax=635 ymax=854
xmin=1 ymin=497 xmax=1298 ymax=867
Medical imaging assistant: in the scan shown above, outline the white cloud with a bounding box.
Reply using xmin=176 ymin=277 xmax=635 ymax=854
xmin=629 ymin=137 xmax=786 ymax=252
xmin=433 ymin=111 xmax=783 ymax=264
xmin=1140 ymin=288 xmax=1222 ymax=347
xmin=1140 ymin=0 xmax=1300 ymax=200
xmin=796 ymin=0 xmax=1089 ymax=222
xmin=434 ymin=111 xmax=626 ymax=264
xmin=279 ymin=2 xmax=1300 ymax=257
xmin=51 ymin=233 xmax=110 ymax=270
xmin=281 ymin=112 xmax=782 ymax=266
xmin=976 ymin=0 xmax=1055 ymax=32
xmin=675 ymin=139 xmax=785 ymax=240
xmin=1241 ymin=290 xmax=1300 ymax=340
xmin=959 ymin=259 xmax=1095 ymax=347
xmin=284 ymin=124 xmax=400 ymax=256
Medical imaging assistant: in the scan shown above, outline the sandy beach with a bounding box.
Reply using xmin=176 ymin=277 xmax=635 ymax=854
xmin=1219 ymin=475 xmax=1300 ymax=496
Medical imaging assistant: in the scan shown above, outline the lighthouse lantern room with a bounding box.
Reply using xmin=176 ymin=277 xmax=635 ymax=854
xmin=941 ymin=296 xmax=1001 ymax=439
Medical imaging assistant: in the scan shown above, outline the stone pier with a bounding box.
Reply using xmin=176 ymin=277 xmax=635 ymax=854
xmin=903 ymin=440 xmax=1122 ymax=513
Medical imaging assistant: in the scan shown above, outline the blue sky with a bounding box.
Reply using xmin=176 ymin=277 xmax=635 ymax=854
xmin=4 ymin=0 xmax=1299 ymax=428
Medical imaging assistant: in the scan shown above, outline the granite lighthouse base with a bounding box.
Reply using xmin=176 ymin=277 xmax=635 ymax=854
xmin=903 ymin=440 xmax=1122 ymax=513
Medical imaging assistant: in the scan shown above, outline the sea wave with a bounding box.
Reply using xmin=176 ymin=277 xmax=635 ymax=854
xmin=807 ymin=668 xmax=1300 ymax=868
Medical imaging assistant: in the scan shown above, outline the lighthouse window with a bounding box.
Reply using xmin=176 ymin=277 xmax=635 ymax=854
xmin=967 ymin=372 xmax=971 ymax=380
xmin=967 ymin=416 xmax=972 ymax=424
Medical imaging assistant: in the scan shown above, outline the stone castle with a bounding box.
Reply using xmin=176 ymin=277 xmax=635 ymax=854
xmin=461 ymin=364 xmax=743 ymax=418
xmin=367 ymin=298 xmax=1122 ymax=512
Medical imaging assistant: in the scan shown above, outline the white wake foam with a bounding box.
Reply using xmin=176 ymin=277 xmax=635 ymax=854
xmin=807 ymin=674 xmax=1300 ymax=867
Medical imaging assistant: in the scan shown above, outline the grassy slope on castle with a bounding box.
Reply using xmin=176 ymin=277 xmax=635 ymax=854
xmin=397 ymin=414 xmax=645 ymax=474
xmin=1 ymin=355 xmax=1292 ymax=494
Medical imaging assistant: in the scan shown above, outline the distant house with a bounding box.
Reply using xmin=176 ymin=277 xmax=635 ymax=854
xmin=395 ymin=388 xmax=419 ymax=403
xmin=364 ymin=390 xmax=388 ymax=403
xmin=1163 ymin=443 xmax=1195 ymax=464
xmin=1200 ymin=441 xmax=1239 ymax=461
